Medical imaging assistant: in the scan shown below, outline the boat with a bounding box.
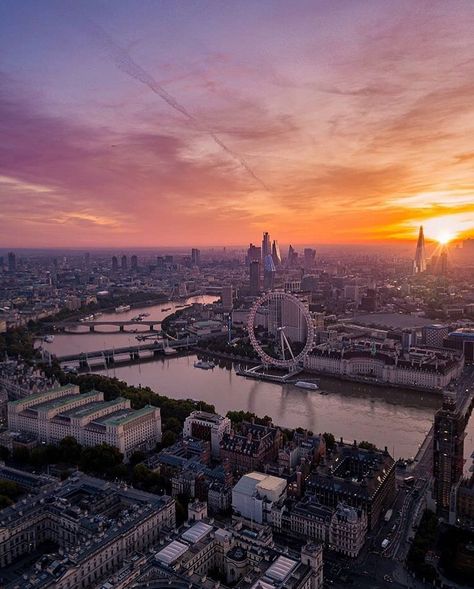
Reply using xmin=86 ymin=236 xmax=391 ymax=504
xmin=194 ymin=360 xmax=215 ymax=370
xmin=164 ymin=347 xmax=177 ymax=355
xmin=294 ymin=381 xmax=319 ymax=390
xmin=94 ymin=312 xmax=102 ymax=318
xmin=320 ymin=391 xmax=329 ymax=396
xmin=43 ymin=335 xmax=55 ymax=343
xmin=141 ymin=312 xmax=150 ymax=317
xmin=115 ymin=304 xmax=131 ymax=313
xmin=131 ymin=315 xmax=141 ymax=322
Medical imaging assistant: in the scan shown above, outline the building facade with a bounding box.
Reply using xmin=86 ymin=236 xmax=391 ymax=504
xmin=7 ymin=385 xmax=161 ymax=459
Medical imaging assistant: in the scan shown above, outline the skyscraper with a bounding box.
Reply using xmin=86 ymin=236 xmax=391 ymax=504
xmin=7 ymin=252 xmax=16 ymax=273
xmin=112 ymin=256 xmax=118 ymax=272
xmin=271 ymin=240 xmax=282 ymax=267
xmin=287 ymin=245 xmax=298 ymax=268
xmin=191 ymin=248 xmax=201 ymax=267
xmin=247 ymin=243 xmax=261 ymax=264
xmin=413 ymin=226 xmax=427 ymax=274
xmin=262 ymin=232 xmax=271 ymax=261
xmin=304 ymin=248 xmax=316 ymax=271
xmin=131 ymin=255 xmax=138 ymax=270
xmin=221 ymin=285 xmax=234 ymax=311
xmin=249 ymin=260 xmax=261 ymax=295
xmin=433 ymin=392 xmax=465 ymax=515
xmin=438 ymin=245 xmax=448 ymax=276
xmin=263 ymin=254 xmax=276 ymax=291
xmin=121 ymin=255 xmax=127 ymax=270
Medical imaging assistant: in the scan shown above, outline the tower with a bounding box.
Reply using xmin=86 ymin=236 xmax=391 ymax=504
xmin=112 ymin=256 xmax=119 ymax=272
xmin=7 ymin=252 xmax=16 ymax=273
xmin=249 ymin=260 xmax=261 ymax=295
xmin=271 ymin=240 xmax=282 ymax=266
xmin=191 ymin=248 xmax=201 ymax=267
xmin=263 ymin=254 xmax=276 ymax=290
xmin=262 ymin=232 xmax=271 ymax=261
xmin=121 ymin=255 xmax=127 ymax=270
xmin=433 ymin=392 xmax=465 ymax=515
xmin=413 ymin=226 xmax=427 ymax=274
xmin=131 ymin=255 xmax=138 ymax=270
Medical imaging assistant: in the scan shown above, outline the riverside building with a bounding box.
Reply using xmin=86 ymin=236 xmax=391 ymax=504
xmin=7 ymin=384 xmax=161 ymax=460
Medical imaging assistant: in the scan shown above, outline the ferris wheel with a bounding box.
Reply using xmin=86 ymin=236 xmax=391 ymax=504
xmin=247 ymin=291 xmax=315 ymax=369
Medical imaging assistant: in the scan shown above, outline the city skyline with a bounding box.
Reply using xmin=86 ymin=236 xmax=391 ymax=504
xmin=1 ymin=0 xmax=474 ymax=248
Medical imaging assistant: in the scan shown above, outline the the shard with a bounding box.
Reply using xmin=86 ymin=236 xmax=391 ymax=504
xmin=413 ymin=225 xmax=426 ymax=274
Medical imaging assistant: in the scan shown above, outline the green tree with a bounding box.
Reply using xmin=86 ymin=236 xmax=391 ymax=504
xmin=323 ymin=432 xmax=336 ymax=450
xmin=79 ymin=444 xmax=123 ymax=475
xmin=161 ymin=430 xmax=177 ymax=448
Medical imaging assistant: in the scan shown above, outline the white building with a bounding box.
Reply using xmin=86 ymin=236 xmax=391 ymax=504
xmin=7 ymin=385 xmax=161 ymax=460
xmin=232 ymin=471 xmax=287 ymax=524
xmin=183 ymin=410 xmax=231 ymax=458
xmin=305 ymin=346 xmax=463 ymax=391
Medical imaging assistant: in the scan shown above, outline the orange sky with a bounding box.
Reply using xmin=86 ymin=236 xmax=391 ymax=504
xmin=0 ymin=1 xmax=473 ymax=247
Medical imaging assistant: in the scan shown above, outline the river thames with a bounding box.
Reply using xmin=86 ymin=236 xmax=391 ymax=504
xmin=41 ymin=296 xmax=474 ymax=464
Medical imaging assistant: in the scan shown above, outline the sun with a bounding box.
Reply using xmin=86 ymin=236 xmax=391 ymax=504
xmin=437 ymin=231 xmax=453 ymax=245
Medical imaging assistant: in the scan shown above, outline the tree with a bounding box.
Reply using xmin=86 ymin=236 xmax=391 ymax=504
xmin=0 ymin=445 xmax=10 ymax=461
xmin=79 ymin=444 xmax=123 ymax=475
xmin=59 ymin=437 xmax=82 ymax=464
xmin=129 ymin=450 xmax=146 ymax=466
xmin=323 ymin=432 xmax=336 ymax=451
xmin=161 ymin=430 xmax=177 ymax=448
xmin=358 ymin=441 xmax=377 ymax=451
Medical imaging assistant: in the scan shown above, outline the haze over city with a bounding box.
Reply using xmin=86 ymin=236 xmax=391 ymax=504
xmin=1 ymin=0 xmax=473 ymax=248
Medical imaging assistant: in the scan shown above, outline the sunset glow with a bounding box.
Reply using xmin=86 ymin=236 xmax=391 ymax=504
xmin=1 ymin=0 xmax=474 ymax=247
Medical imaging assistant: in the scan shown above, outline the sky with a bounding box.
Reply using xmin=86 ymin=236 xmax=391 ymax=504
xmin=0 ymin=0 xmax=473 ymax=248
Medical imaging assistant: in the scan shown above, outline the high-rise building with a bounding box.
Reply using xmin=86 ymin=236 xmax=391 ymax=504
xmin=7 ymin=252 xmax=16 ymax=273
xmin=249 ymin=260 xmax=261 ymax=295
xmin=112 ymin=255 xmax=119 ymax=271
xmin=287 ymin=245 xmax=297 ymax=268
xmin=272 ymin=240 xmax=282 ymax=266
xmin=304 ymin=248 xmax=316 ymax=271
xmin=84 ymin=252 xmax=90 ymax=268
xmin=191 ymin=248 xmax=201 ymax=267
xmin=131 ymin=254 xmax=138 ymax=270
xmin=433 ymin=392 xmax=466 ymax=515
xmin=413 ymin=225 xmax=427 ymax=274
xmin=121 ymin=254 xmax=127 ymax=270
xmin=247 ymin=243 xmax=261 ymax=264
xmin=262 ymin=232 xmax=271 ymax=261
xmin=221 ymin=285 xmax=234 ymax=311
xmin=438 ymin=245 xmax=448 ymax=276
xmin=263 ymin=254 xmax=276 ymax=291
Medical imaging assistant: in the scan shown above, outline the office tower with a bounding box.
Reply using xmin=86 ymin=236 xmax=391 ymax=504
xmin=121 ymin=255 xmax=127 ymax=270
xmin=84 ymin=252 xmax=90 ymax=268
xmin=287 ymin=245 xmax=297 ymax=268
xmin=271 ymin=240 xmax=282 ymax=267
xmin=263 ymin=254 xmax=276 ymax=290
xmin=249 ymin=260 xmax=261 ymax=295
xmin=131 ymin=254 xmax=138 ymax=270
xmin=7 ymin=252 xmax=16 ymax=273
xmin=191 ymin=248 xmax=201 ymax=267
xmin=111 ymin=256 xmax=119 ymax=272
xmin=262 ymin=232 xmax=271 ymax=261
xmin=247 ymin=243 xmax=261 ymax=264
xmin=0 ymin=256 xmax=3 ymax=271
xmin=221 ymin=285 xmax=234 ymax=311
xmin=413 ymin=225 xmax=427 ymax=274
xmin=438 ymin=246 xmax=448 ymax=276
xmin=433 ymin=392 xmax=465 ymax=515
xmin=304 ymin=248 xmax=316 ymax=271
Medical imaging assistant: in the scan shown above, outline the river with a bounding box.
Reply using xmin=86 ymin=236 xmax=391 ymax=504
xmin=40 ymin=296 xmax=474 ymax=466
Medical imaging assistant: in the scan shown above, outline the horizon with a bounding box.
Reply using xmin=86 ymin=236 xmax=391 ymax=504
xmin=1 ymin=0 xmax=473 ymax=247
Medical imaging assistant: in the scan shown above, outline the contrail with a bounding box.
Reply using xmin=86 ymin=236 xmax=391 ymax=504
xmin=91 ymin=23 xmax=268 ymax=190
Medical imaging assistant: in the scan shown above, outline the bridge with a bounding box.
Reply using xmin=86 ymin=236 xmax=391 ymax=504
xmin=51 ymin=337 xmax=198 ymax=370
xmin=52 ymin=320 xmax=162 ymax=333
